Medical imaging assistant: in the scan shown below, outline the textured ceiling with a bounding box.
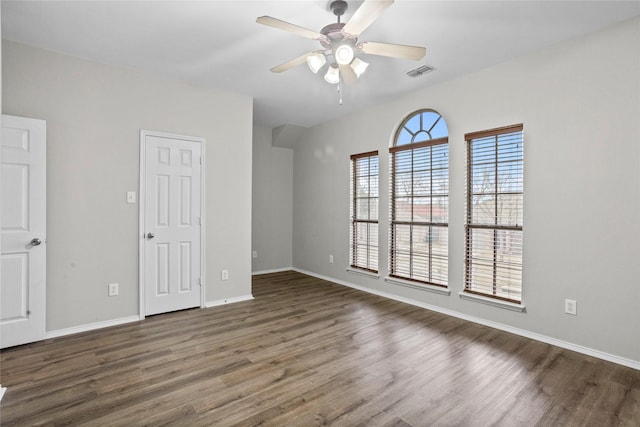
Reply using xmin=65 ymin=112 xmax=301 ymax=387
xmin=2 ymin=1 xmax=639 ymax=129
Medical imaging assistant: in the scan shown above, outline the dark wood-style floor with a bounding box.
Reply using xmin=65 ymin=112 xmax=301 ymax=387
xmin=1 ymin=271 xmax=639 ymax=426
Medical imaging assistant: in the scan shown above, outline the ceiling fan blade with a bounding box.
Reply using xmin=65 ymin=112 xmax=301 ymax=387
xmin=257 ymin=16 xmax=327 ymax=42
xmin=270 ymin=52 xmax=316 ymax=73
xmin=358 ymin=41 xmax=426 ymax=60
xmin=339 ymin=64 xmax=358 ymax=85
xmin=342 ymin=0 xmax=394 ymax=36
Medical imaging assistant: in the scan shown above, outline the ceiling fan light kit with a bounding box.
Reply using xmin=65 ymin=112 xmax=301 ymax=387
xmin=257 ymin=0 xmax=425 ymax=103
xmin=307 ymin=52 xmax=327 ymax=73
xmin=350 ymin=57 xmax=369 ymax=78
xmin=334 ymin=44 xmax=355 ymax=65
xmin=324 ymin=64 xmax=340 ymax=84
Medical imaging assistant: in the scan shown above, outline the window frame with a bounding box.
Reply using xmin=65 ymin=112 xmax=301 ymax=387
xmin=350 ymin=150 xmax=379 ymax=273
xmin=464 ymin=124 xmax=524 ymax=304
xmin=389 ymin=109 xmax=449 ymax=287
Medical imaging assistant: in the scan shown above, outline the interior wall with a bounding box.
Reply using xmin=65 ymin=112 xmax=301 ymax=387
xmin=292 ymin=18 xmax=640 ymax=362
xmin=2 ymin=40 xmax=253 ymax=331
xmin=252 ymin=125 xmax=293 ymax=272
xmin=0 ymin=6 xmax=3 ymax=325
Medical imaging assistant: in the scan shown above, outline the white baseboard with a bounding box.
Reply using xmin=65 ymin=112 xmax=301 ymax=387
xmin=205 ymin=294 xmax=254 ymax=308
xmin=0 ymin=386 xmax=6 ymax=401
xmin=252 ymin=267 xmax=293 ymax=276
xmin=292 ymin=268 xmax=640 ymax=371
xmin=46 ymin=315 xmax=142 ymax=340
xmin=42 ymin=294 xmax=255 ymax=340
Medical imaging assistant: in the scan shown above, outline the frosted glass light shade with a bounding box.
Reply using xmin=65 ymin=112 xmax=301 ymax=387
xmin=307 ymin=53 xmax=326 ymax=73
xmin=351 ymin=57 xmax=369 ymax=78
xmin=334 ymin=44 xmax=354 ymax=65
xmin=324 ymin=64 xmax=340 ymax=84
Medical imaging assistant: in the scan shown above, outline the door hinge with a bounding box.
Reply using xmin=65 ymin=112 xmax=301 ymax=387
xmin=199 ymin=278 xmax=203 ymax=286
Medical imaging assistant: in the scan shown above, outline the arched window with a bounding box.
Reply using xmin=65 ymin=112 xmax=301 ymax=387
xmin=389 ymin=110 xmax=449 ymax=287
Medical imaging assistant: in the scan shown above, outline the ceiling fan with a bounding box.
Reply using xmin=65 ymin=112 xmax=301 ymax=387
xmin=256 ymin=0 xmax=426 ymax=86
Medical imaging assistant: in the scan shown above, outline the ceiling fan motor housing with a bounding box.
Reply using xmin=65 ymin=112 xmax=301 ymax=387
xmin=320 ymin=22 xmax=348 ymax=48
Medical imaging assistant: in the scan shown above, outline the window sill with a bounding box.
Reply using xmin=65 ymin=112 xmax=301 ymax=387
xmin=458 ymin=292 xmax=526 ymax=313
xmin=384 ymin=277 xmax=451 ymax=296
xmin=347 ymin=268 xmax=380 ymax=279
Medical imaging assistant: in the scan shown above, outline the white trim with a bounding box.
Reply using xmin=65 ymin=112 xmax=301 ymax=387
xmin=200 ymin=139 xmax=207 ymax=309
xmin=347 ymin=268 xmax=380 ymax=279
xmin=252 ymin=267 xmax=293 ymax=276
xmin=0 ymin=386 xmax=6 ymax=402
xmin=139 ymin=130 xmax=206 ymax=319
xmin=458 ymin=291 xmax=526 ymax=312
xmin=291 ymin=268 xmax=639 ymax=370
xmin=45 ymin=316 xmax=141 ymax=340
xmin=139 ymin=134 xmax=146 ymax=318
xmin=205 ymin=295 xmax=254 ymax=308
xmin=385 ymin=276 xmax=451 ymax=296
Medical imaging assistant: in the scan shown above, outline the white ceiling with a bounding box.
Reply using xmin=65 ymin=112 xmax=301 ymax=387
xmin=2 ymin=1 xmax=639 ymax=129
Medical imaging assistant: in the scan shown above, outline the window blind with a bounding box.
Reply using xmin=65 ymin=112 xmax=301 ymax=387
xmin=350 ymin=151 xmax=379 ymax=272
xmin=390 ymin=138 xmax=449 ymax=286
xmin=464 ymin=124 xmax=523 ymax=303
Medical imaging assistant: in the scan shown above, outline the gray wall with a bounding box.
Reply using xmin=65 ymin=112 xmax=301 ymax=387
xmin=252 ymin=125 xmax=293 ymax=272
xmin=292 ymin=18 xmax=640 ymax=362
xmin=2 ymin=40 xmax=253 ymax=331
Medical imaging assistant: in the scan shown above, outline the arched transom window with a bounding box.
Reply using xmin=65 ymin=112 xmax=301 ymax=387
xmin=395 ymin=110 xmax=449 ymax=145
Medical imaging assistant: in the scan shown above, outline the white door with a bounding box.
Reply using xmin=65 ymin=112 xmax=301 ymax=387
xmin=141 ymin=131 xmax=203 ymax=316
xmin=1 ymin=115 xmax=46 ymax=348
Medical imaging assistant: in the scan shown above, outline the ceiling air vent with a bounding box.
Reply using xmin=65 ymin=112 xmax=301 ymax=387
xmin=406 ymin=64 xmax=435 ymax=78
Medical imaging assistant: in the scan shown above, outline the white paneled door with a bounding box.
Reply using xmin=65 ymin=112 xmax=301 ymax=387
xmin=141 ymin=131 xmax=204 ymax=316
xmin=1 ymin=115 xmax=46 ymax=348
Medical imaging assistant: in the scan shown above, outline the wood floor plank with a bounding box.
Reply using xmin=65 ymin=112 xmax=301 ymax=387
xmin=1 ymin=270 xmax=638 ymax=426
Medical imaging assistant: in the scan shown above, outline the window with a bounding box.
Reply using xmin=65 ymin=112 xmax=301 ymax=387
xmin=350 ymin=151 xmax=379 ymax=272
xmin=464 ymin=124 xmax=523 ymax=303
xmin=390 ymin=110 xmax=448 ymax=286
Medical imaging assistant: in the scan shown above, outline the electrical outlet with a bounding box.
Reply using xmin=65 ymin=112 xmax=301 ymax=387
xmin=252 ymin=251 xmax=257 ymax=259
xmin=565 ymin=299 xmax=577 ymax=315
xmin=221 ymin=269 xmax=229 ymax=281
xmin=108 ymin=283 xmax=119 ymax=297
xmin=329 ymin=254 xmax=334 ymax=264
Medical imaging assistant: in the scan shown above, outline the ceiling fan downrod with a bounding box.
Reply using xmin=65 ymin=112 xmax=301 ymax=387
xmin=330 ymin=0 xmax=348 ymax=23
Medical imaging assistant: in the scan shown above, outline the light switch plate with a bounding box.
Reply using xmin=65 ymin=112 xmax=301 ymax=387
xmin=127 ymin=191 xmax=136 ymax=204
xmin=108 ymin=283 xmax=119 ymax=297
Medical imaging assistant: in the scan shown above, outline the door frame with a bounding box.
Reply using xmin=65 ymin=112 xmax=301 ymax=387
xmin=138 ymin=129 xmax=206 ymax=319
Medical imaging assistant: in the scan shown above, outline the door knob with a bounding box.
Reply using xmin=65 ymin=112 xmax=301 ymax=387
xmin=30 ymin=238 xmax=42 ymax=246
xmin=147 ymin=232 xmax=155 ymax=239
